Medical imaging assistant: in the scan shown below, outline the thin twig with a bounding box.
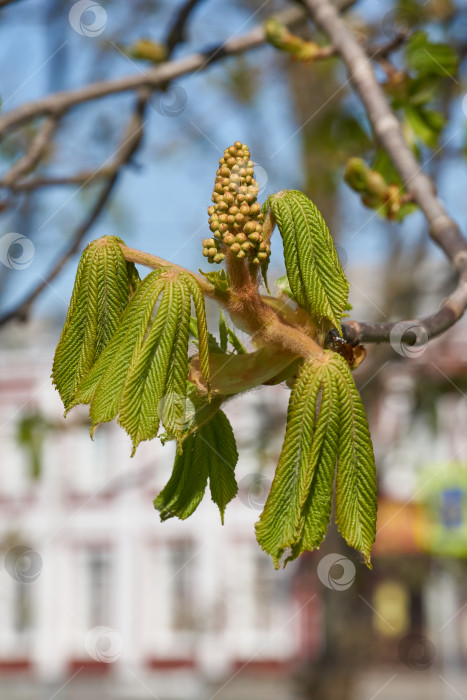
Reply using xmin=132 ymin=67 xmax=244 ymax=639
xmin=303 ymin=0 xmax=467 ymax=270
xmin=165 ymin=0 xmax=206 ymax=56
xmin=0 ymin=91 xmax=149 ymax=326
xmin=1 ymin=116 xmax=57 ymax=187
xmin=0 ymin=6 xmax=306 ymax=138
xmin=302 ymin=0 xmax=467 ymax=345
xmin=0 ymin=0 xmax=216 ymax=326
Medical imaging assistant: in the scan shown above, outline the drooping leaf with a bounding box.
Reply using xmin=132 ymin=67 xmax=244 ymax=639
xmin=202 ymin=409 xmax=238 ymax=522
xmin=70 ymin=268 xmax=211 ymax=453
xmin=255 ymin=350 xmax=377 ymax=568
xmin=154 ymin=409 xmax=238 ymax=523
xmin=52 ymin=236 xmax=140 ymax=410
xmin=154 ymin=431 xmax=209 ymax=521
xmin=331 ymin=354 xmax=377 ymax=566
xmin=263 ymin=191 xmax=349 ymax=332
xmin=255 ymin=358 xmax=339 ymax=568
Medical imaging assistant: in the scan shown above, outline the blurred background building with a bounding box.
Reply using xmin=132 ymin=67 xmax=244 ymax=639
xmin=1 ymin=309 xmax=467 ymax=699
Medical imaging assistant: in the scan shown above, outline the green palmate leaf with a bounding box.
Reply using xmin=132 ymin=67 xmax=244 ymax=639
xmin=70 ymin=268 xmax=210 ymax=453
xmin=52 ymin=235 xmax=140 ymax=410
xmin=406 ymin=32 xmax=458 ymax=79
xmin=154 ymin=409 xmax=238 ymax=523
xmin=331 ymin=354 xmax=377 ymax=565
xmin=405 ymin=104 xmax=445 ymax=149
xmin=255 ymin=358 xmax=339 ymax=568
xmin=255 ymin=350 xmax=377 ymax=568
xmin=263 ymin=191 xmax=349 ymax=332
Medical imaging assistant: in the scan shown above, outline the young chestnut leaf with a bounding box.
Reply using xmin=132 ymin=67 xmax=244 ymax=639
xmin=255 ymin=351 xmax=376 ymax=568
xmin=52 ymin=235 xmax=140 ymax=410
xmin=263 ymin=191 xmax=349 ymax=332
xmin=69 ymin=269 xmax=211 ymax=453
xmin=154 ymin=409 xmax=238 ymax=523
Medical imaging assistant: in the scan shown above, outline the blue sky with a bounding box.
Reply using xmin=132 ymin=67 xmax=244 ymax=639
xmin=0 ymin=0 xmax=466 ymax=326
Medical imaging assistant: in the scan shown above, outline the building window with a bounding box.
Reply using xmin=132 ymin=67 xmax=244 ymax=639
xmin=169 ymin=541 xmax=195 ymax=632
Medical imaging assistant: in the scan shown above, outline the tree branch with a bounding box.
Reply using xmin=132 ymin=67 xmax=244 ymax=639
xmin=0 ymin=6 xmax=306 ymax=138
xmin=165 ymin=0 xmax=206 ymax=56
xmin=0 ymin=91 xmax=149 ymax=326
xmin=0 ymin=116 xmax=57 ymax=187
xmin=302 ymin=0 xmax=467 ymax=345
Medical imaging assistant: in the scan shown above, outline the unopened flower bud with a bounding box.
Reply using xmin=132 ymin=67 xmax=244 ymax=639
xmin=248 ymin=232 xmax=261 ymax=243
xmin=250 ymin=203 xmax=261 ymax=216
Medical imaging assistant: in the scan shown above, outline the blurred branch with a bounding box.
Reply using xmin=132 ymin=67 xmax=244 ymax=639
xmin=165 ymin=0 xmax=206 ymax=56
xmin=0 ymin=0 xmax=218 ymax=326
xmin=0 ymin=117 xmax=57 ymax=187
xmin=302 ymin=0 xmax=467 ymax=345
xmin=0 ymin=91 xmax=149 ymax=326
xmin=0 ymin=6 xmax=306 ymax=138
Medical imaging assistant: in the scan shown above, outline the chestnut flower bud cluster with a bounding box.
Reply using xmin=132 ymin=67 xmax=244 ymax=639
xmin=203 ymin=141 xmax=271 ymax=266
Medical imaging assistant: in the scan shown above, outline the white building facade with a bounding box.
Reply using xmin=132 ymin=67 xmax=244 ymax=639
xmin=0 ymin=324 xmax=314 ymax=696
